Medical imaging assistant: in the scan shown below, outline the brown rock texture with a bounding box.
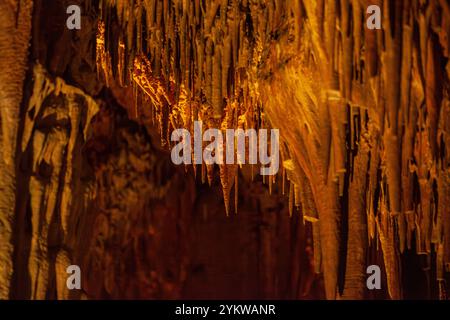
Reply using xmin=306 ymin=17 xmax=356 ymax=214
xmin=0 ymin=0 xmax=449 ymax=300
xmin=0 ymin=0 xmax=33 ymax=299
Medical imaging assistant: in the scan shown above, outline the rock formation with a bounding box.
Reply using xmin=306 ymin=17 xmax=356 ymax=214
xmin=0 ymin=0 xmax=448 ymax=300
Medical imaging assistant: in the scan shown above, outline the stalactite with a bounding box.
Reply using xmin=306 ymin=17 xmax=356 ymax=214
xmin=377 ymin=208 xmax=402 ymax=299
xmin=341 ymin=138 xmax=370 ymax=299
xmin=289 ymin=181 xmax=294 ymax=218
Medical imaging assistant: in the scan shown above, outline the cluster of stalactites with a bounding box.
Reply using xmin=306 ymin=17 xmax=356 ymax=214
xmin=96 ymin=0 xmax=450 ymax=299
xmin=96 ymin=0 xmax=274 ymax=215
xmin=257 ymin=0 xmax=450 ymax=299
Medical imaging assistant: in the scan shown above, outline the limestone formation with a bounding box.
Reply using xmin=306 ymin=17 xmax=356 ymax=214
xmin=0 ymin=0 xmax=448 ymax=300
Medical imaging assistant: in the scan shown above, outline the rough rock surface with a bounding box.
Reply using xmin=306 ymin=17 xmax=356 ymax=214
xmin=0 ymin=0 xmax=449 ymax=300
